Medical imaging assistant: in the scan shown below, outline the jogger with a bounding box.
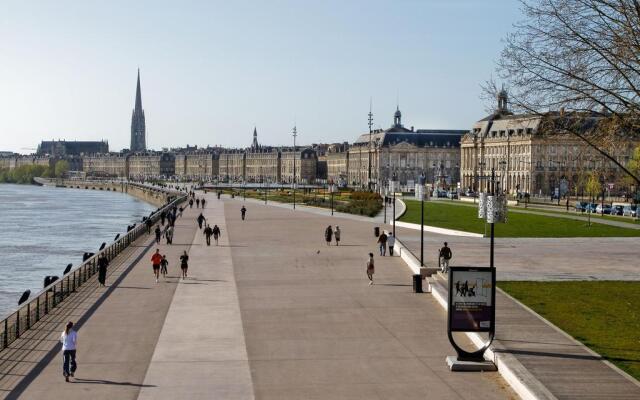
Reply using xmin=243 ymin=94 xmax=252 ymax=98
xmin=60 ymin=321 xmax=77 ymax=382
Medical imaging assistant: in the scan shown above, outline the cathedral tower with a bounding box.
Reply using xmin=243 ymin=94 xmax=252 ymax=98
xmin=130 ymin=69 xmax=146 ymax=152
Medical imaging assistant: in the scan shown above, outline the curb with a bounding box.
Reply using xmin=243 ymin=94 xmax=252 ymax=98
xmin=391 ymin=234 xmax=556 ymax=400
xmin=394 ymin=220 xmax=484 ymax=238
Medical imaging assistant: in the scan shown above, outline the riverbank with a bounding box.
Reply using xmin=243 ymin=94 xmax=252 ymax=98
xmin=35 ymin=178 xmax=181 ymax=208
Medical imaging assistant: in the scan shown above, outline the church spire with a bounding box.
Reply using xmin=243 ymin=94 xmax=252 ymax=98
xmin=130 ymin=69 xmax=146 ymax=152
xmin=251 ymin=126 xmax=259 ymax=150
xmin=135 ymin=68 xmax=143 ymax=112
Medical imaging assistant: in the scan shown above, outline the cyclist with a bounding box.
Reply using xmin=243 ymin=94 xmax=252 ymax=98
xmin=438 ymin=242 xmax=452 ymax=273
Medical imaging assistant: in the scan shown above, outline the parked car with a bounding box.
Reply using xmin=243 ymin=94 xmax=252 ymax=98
xmin=465 ymin=189 xmax=476 ymax=197
xmin=623 ymin=205 xmax=638 ymax=217
xmin=574 ymin=201 xmax=588 ymax=212
xmin=595 ymin=204 xmax=612 ymax=214
xmin=447 ymin=191 xmax=459 ymax=199
xmin=611 ymin=205 xmax=624 ymax=216
xmin=585 ymin=203 xmax=598 ymax=213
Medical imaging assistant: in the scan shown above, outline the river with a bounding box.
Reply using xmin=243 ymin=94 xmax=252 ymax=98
xmin=0 ymin=184 xmax=156 ymax=318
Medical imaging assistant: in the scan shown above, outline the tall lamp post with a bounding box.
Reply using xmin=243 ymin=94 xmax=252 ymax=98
xmin=419 ymin=173 xmax=426 ymax=266
xmin=292 ymin=125 xmax=297 ymax=210
xmin=368 ymin=100 xmax=373 ymax=191
xmin=391 ymin=172 xmax=398 ymax=236
xmin=329 ymin=182 xmax=335 ymax=216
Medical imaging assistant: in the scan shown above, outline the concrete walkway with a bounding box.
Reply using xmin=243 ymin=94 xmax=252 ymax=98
xmin=1 ymin=195 xmax=516 ymax=399
xmin=1 ymin=202 xmax=199 ymax=400
xmin=396 ymin=228 xmax=640 ymax=399
xmin=136 ymin=194 xmax=254 ymax=399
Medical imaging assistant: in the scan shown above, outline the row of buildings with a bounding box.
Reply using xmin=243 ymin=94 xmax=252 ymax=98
xmin=4 ymin=69 xmax=638 ymax=195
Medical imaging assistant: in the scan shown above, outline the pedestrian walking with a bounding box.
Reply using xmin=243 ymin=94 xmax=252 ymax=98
xmin=60 ymin=321 xmax=77 ymax=382
xmin=324 ymin=225 xmax=333 ymax=246
xmin=241 ymin=206 xmax=247 ymax=220
xmin=212 ymin=224 xmax=221 ymax=245
xmin=160 ymin=255 xmax=168 ymax=279
xmin=165 ymin=225 xmax=174 ymax=244
xmin=145 ymin=219 xmax=152 ymax=234
xmin=180 ymin=250 xmax=189 ymax=279
xmin=197 ymin=213 xmax=205 ymax=229
xmin=97 ymin=255 xmax=108 ymax=287
xmin=196 ymin=198 xmax=200 ymax=208
xmin=201 ymin=198 xmax=206 ymax=208
xmin=366 ymin=253 xmax=375 ymax=285
xmin=377 ymin=231 xmax=388 ymax=256
xmin=334 ymin=226 xmax=341 ymax=246
xmin=387 ymin=232 xmax=396 ymax=256
xmin=189 ymin=199 xmax=194 ymax=209
xmin=151 ymin=249 xmax=162 ymax=283
xmin=154 ymin=226 xmax=162 ymax=244
xmin=160 ymin=211 xmax=166 ymax=226
xmin=178 ymin=207 xmax=183 ymax=218
xmin=204 ymin=224 xmax=213 ymax=246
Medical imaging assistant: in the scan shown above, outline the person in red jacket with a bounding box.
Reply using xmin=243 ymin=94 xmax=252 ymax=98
xmin=151 ymin=249 xmax=162 ymax=283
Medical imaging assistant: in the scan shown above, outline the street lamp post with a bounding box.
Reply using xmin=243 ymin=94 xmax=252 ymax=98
xmin=383 ymin=184 xmax=387 ymax=224
xmin=391 ymin=172 xmax=397 ymax=237
xmin=330 ymin=183 xmax=335 ymax=216
xmin=292 ymin=126 xmax=297 ymax=210
xmin=419 ymin=173 xmax=426 ymax=266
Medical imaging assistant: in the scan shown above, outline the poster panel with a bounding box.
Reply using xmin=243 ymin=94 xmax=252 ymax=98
xmin=449 ymin=267 xmax=494 ymax=332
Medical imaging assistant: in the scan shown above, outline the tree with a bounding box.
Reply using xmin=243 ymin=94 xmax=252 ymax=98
xmin=585 ymin=171 xmax=602 ymax=226
xmin=492 ymin=0 xmax=640 ymax=185
xmin=54 ymin=160 xmax=70 ymax=178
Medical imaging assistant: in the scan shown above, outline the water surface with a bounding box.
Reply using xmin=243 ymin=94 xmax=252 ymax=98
xmin=0 ymin=184 xmax=155 ymax=318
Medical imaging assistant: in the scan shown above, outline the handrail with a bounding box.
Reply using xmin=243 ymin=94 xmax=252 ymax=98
xmin=0 ymin=192 xmax=187 ymax=350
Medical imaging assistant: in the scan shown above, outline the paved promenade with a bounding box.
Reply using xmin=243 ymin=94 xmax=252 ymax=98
xmin=397 ymin=227 xmax=640 ymax=399
xmin=395 ymin=225 xmax=640 ymax=281
xmin=0 ymin=194 xmax=514 ymax=399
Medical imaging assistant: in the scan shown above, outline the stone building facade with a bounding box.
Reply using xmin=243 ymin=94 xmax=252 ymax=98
xmin=280 ymin=148 xmax=317 ymax=184
xmin=461 ymin=91 xmax=640 ymax=196
xmin=128 ymin=152 xmax=175 ymax=179
xmin=218 ymin=151 xmax=246 ymax=182
xmin=329 ymin=108 xmax=465 ymax=191
xmin=83 ymin=153 xmax=129 ymax=177
xmin=245 ymin=149 xmax=280 ymax=183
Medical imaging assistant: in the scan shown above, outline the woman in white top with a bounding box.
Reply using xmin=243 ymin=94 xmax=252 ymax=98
xmin=60 ymin=321 xmax=78 ymax=382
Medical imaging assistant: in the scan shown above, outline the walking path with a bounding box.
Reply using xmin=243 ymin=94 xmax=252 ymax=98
xmin=5 ymin=193 xmax=639 ymax=399
xmin=137 ymin=194 xmax=253 ymax=399
xmin=396 ymin=228 xmax=640 ymax=400
xmin=0 ymin=203 xmax=199 ymax=400
xmin=0 ymin=195 xmax=515 ymax=400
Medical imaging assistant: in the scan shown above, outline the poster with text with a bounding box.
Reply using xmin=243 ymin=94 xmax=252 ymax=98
xmin=449 ymin=268 xmax=494 ymax=332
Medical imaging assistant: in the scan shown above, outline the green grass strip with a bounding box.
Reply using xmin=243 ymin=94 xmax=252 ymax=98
xmin=499 ymin=281 xmax=640 ymax=382
xmin=399 ymin=200 xmax=640 ymax=237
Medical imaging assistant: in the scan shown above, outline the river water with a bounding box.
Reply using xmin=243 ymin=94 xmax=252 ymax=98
xmin=0 ymin=184 xmax=155 ymax=318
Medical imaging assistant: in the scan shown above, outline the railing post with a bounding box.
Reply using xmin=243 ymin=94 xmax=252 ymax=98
xmin=45 ymin=291 xmax=49 ymax=314
xmin=53 ymin=285 xmax=57 ymax=307
xmin=36 ymin=297 xmax=40 ymax=322
xmin=15 ymin=310 xmax=20 ymax=339
xmin=72 ymin=271 xmax=76 ymax=292
xmin=3 ymin=319 xmax=8 ymax=348
xmin=26 ymin=303 xmax=30 ymax=330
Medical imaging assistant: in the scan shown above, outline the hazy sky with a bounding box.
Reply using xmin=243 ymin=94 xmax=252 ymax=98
xmin=0 ymin=0 xmax=521 ymax=153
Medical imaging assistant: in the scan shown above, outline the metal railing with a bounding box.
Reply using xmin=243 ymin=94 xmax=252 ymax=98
xmin=0 ymin=194 xmax=187 ymax=350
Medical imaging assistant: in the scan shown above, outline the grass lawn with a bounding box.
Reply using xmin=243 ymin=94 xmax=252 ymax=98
xmin=399 ymin=200 xmax=640 ymax=237
xmin=511 ymin=205 xmax=640 ymax=225
xmin=499 ymin=281 xmax=640 ymax=383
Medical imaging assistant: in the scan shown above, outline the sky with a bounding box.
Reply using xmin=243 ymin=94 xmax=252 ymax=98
xmin=0 ymin=0 xmax=522 ymax=154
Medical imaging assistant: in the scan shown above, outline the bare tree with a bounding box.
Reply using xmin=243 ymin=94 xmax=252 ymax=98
xmin=492 ymin=0 xmax=640 ymax=184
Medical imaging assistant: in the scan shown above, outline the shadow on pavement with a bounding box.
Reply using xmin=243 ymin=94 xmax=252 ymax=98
xmin=72 ymin=378 xmax=156 ymax=387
